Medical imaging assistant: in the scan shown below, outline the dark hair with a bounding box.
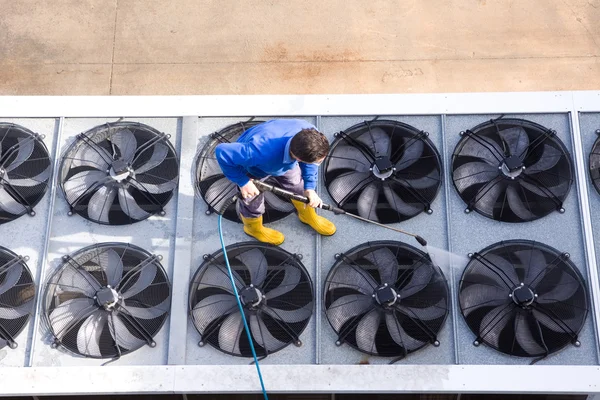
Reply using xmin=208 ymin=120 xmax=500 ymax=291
xmin=289 ymin=128 xmax=330 ymax=163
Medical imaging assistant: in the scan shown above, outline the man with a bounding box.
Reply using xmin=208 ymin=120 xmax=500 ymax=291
xmin=215 ymin=119 xmax=336 ymax=245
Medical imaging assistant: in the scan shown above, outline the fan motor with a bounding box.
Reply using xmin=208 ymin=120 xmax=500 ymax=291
xmin=109 ymin=160 xmax=133 ymax=183
xmin=510 ymin=283 xmax=536 ymax=307
xmin=239 ymin=285 xmax=264 ymax=308
xmin=372 ymin=156 xmax=395 ymax=179
xmin=373 ymin=284 xmax=398 ymax=307
xmin=95 ymin=286 xmax=121 ymax=310
xmin=500 ymin=155 xmax=525 ymax=179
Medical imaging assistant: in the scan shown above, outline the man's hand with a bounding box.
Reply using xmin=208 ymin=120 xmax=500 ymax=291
xmin=304 ymin=189 xmax=323 ymax=208
xmin=240 ymin=181 xmax=260 ymax=200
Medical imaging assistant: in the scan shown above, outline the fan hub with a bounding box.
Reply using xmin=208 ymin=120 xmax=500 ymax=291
xmin=109 ymin=160 xmax=133 ymax=182
xmin=500 ymin=155 xmax=524 ymax=178
xmin=511 ymin=285 xmax=535 ymax=307
xmin=372 ymin=157 xmax=395 ymax=179
xmin=95 ymin=286 xmax=120 ymax=310
xmin=374 ymin=285 xmax=398 ymax=306
xmin=239 ymin=286 xmax=263 ymax=308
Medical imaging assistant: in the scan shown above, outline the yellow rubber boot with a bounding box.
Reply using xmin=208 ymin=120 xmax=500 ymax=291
xmin=240 ymin=215 xmax=285 ymax=245
xmin=292 ymin=200 xmax=337 ymax=236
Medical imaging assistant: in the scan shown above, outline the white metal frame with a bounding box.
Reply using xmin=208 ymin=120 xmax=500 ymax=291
xmin=0 ymin=92 xmax=599 ymax=397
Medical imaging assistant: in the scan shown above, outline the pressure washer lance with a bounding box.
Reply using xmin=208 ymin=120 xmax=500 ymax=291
xmin=250 ymin=179 xmax=428 ymax=247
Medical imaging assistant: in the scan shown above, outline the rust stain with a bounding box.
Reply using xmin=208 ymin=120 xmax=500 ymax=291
xmin=262 ymin=42 xmax=360 ymax=63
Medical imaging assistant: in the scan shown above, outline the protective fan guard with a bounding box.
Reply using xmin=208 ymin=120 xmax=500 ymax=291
xmin=588 ymin=131 xmax=600 ymax=196
xmin=452 ymin=118 xmax=573 ymax=223
xmin=189 ymin=242 xmax=314 ymax=357
xmin=323 ymin=241 xmax=450 ymax=358
xmin=323 ymin=120 xmax=443 ymax=224
xmin=43 ymin=243 xmax=171 ymax=359
xmin=0 ymin=122 xmax=52 ymax=224
xmin=458 ymin=239 xmax=588 ymax=358
xmin=59 ymin=121 xmax=179 ymax=225
xmin=195 ymin=120 xmax=295 ymax=223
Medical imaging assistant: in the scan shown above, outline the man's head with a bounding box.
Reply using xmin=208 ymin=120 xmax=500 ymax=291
xmin=289 ymin=128 xmax=330 ymax=164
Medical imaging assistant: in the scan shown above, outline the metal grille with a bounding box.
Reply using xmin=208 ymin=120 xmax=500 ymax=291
xmin=459 ymin=240 xmax=588 ymax=358
xmin=324 ymin=241 xmax=449 ymax=359
xmin=589 ymin=129 xmax=600 ymax=196
xmin=189 ymin=242 xmax=313 ymax=357
xmin=43 ymin=243 xmax=171 ymax=359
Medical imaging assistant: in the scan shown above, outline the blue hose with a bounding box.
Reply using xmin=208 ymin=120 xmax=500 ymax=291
xmin=218 ymin=215 xmax=269 ymax=400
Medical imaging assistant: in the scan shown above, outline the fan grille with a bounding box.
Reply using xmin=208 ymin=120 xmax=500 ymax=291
xmin=0 ymin=123 xmax=51 ymax=224
xmin=195 ymin=121 xmax=295 ymax=223
xmin=459 ymin=240 xmax=588 ymax=357
xmin=452 ymin=118 xmax=573 ymax=222
xmin=44 ymin=243 xmax=171 ymax=358
xmin=324 ymin=120 xmax=442 ymax=224
xmin=0 ymin=247 xmax=35 ymax=350
xmin=589 ymin=132 xmax=600 ymax=196
xmin=323 ymin=241 xmax=449 ymax=358
xmin=60 ymin=122 xmax=179 ymax=225
xmin=189 ymin=242 xmax=313 ymax=357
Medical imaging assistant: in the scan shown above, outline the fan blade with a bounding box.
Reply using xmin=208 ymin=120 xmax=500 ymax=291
xmin=122 ymin=298 xmax=170 ymax=319
xmin=473 ymin=180 xmax=505 ymax=216
xmin=63 ymin=170 xmax=107 ymax=201
xmin=264 ymin=191 xmax=294 ymax=212
xmin=328 ymin=171 xmax=372 ymax=204
xmin=87 ymin=186 xmax=116 ymax=223
xmin=264 ymin=264 xmax=302 ymax=299
xmin=397 ymin=297 xmax=448 ymax=321
xmin=0 ymin=264 xmax=22 ymax=296
xmin=533 ymin=308 xmax=581 ymax=334
xmin=460 ymin=284 xmax=509 ymax=316
xmin=235 ymin=248 xmax=268 ymax=286
xmin=0 ymin=300 xmax=33 ymax=319
xmin=506 ymin=185 xmax=535 ymax=220
xmin=49 ymin=298 xmax=97 ymax=338
xmin=453 ymin=162 xmax=499 ymax=191
xmin=395 ymin=137 xmax=424 ymax=170
xmin=57 ymin=265 xmax=101 ymax=297
xmin=8 ymin=166 xmax=51 ymax=187
xmin=398 ymin=168 xmax=440 ymax=190
xmin=192 ymin=294 xmax=238 ymax=332
xmin=382 ymin=185 xmax=421 ymax=217
xmin=76 ymin=311 xmax=107 ymax=357
xmin=203 ymin=175 xmax=235 ymax=206
xmin=264 ymin=305 xmax=312 ymax=323
xmin=357 ymin=127 xmax=391 ymax=157
xmin=499 ymin=127 xmax=529 ymax=159
xmin=70 ymin=143 xmax=111 ymax=170
xmin=398 ymin=264 xmax=433 ymax=298
xmin=135 ymin=143 xmax=168 ymax=174
xmin=0 ymin=187 xmax=25 ymax=215
xmin=218 ymin=312 xmax=243 ymax=354
xmin=355 ymin=309 xmax=381 ymax=353
xmin=197 ymin=264 xmax=244 ymax=294
xmin=329 ymin=264 xmax=377 ymax=295
xmin=515 ymin=311 xmax=544 ymax=355
xmin=479 ymin=304 xmax=514 ymax=348
xmin=328 ymin=145 xmax=371 ymax=173
xmin=121 ymin=263 xmax=158 ymax=299
xmin=4 ymin=137 xmax=34 ymax=172
xmin=526 ymin=145 xmax=563 ymax=174
xmin=482 ymin=254 xmax=519 ymax=286
xmin=514 ymin=249 xmax=547 ymax=285
xmin=386 ymin=312 xmax=423 ymax=349
xmin=110 ymin=128 xmax=137 ymax=163
xmin=357 ymin=182 xmax=380 ymax=221
xmin=520 ymin=179 xmax=570 ymax=199
xmin=110 ymin=314 xmax=145 ymax=350
xmin=459 ymin=136 xmax=503 ymax=165
xmin=118 ymin=187 xmax=150 ymax=221
xmin=131 ymin=177 xmax=177 ymax=194
xmin=536 ymin=270 xmax=580 ymax=303
xmin=250 ymin=314 xmax=288 ymax=350
xmin=363 ymin=247 xmax=399 ymax=285
xmin=96 ymin=249 xmax=123 ymax=288
xmin=326 ymin=294 xmax=374 ymax=331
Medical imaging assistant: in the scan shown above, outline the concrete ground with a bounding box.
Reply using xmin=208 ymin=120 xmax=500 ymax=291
xmin=1 ymin=0 xmax=599 ymax=95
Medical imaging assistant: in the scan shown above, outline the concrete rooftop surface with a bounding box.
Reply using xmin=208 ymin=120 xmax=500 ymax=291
xmin=0 ymin=0 xmax=599 ymax=95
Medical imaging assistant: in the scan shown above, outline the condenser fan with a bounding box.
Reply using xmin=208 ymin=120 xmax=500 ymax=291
xmin=44 ymin=243 xmax=171 ymax=359
xmin=589 ymin=129 xmax=600 ymax=196
xmin=323 ymin=241 xmax=449 ymax=359
xmin=324 ymin=120 xmax=442 ymax=224
xmin=0 ymin=123 xmax=51 ymax=224
xmin=189 ymin=242 xmax=313 ymax=357
xmin=0 ymin=247 xmax=35 ymax=350
xmin=452 ymin=118 xmax=573 ymax=222
xmin=459 ymin=240 xmax=588 ymax=358
xmin=195 ymin=120 xmax=295 ymax=223
xmin=60 ymin=122 xmax=179 ymax=225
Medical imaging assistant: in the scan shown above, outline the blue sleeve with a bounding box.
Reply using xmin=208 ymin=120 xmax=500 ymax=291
xmin=215 ymin=143 xmax=255 ymax=187
xmin=299 ymin=162 xmax=318 ymax=190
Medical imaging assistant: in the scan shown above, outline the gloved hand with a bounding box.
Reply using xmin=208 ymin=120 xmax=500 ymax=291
xmin=304 ymin=189 xmax=323 ymax=208
xmin=240 ymin=181 xmax=260 ymax=200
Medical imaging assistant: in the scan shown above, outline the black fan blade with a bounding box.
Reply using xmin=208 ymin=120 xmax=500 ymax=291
xmin=328 ymin=145 xmax=371 ymax=173
xmin=88 ymin=186 xmax=117 ymax=223
xmin=460 ymin=136 xmax=503 ymax=165
xmin=326 ymin=294 xmax=374 ymax=332
xmin=250 ymin=314 xmax=287 ymax=351
xmin=218 ymin=312 xmax=243 ymax=354
xmin=514 ymin=311 xmax=544 ymax=354
xmin=386 ymin=312 xmax=423 ymax=349
xmin=532 ymin=308 xmax=580 ymax=334
xmin=4 ymin=137 xmax=34 ymax=172
xmin=58 ymin=266 xmax=102 ymax=297
xmin=110 ymin=129 xmax=137 ymax=163
xmin=453 ymin=162 xmax=499 ymax=190
xmin=483 ymin=254 xmax=518 ymax=285
xmin=395 ymin=137 xmax=424 ymax=170
xmin=506 ymin=185 xmax=535 ymax=220
xmin=520 ymin=179 xmax=570 ymax=198
xmin=397 ymin=297 xmax=447 ymax=321
xmin=473 ymin=180 xmax=505 ymax=216
xmin=382 ymin=185 xmax=421 ymax=216
xmin=120 ymin=263 xmax=158 ymax=299
xmin=264 ymin=191 xmax=294 ymax=212
xmin=8 ymin=166 xmax=51 ymax=187
xmin=76 ymin=311 xmax=107 ymax=357
xmin=357 ymin=127 xmax=391 ymax=157
xmin=122 ymin=297 xmax=170 ymax=319
xmin=363 ymin=247 xmax=399 ymax=285
xmin=235 ymin=248 xmax=268 ymax=286
xmin=329 ymin=264 xmax=377 ymax=295
xmin=97 ymin=248 xmax=123 ymax=288
xmin=263 ymin=305 xmax=312 ymax=323
xmin=196 ymin=264 xmax=244 ymax=294
xmin=192 ymin=293 xmax=237 ymax=332
xmin=536 ymin=270 xmax=580 ymax=303
xmin=0 ymin=187 xmax=25 ymax=215
xmin=0 ymin=301 xmax=33 ymax=319
xmin=0 ymin=264 xmax=22 ymax=295
xmin=49 ymin=298 xmax=97 ymax=339
xmin=328 ymin=171 xmax=372 ymax=203
xmin=264 ymin=264 xmax=301 ymax=299
xmin=514 ymin=249 xmax=546 ymax=285
xmin=499 ymin=127 xmax=529 ymax=159
xmin=203 ymin=175 xmax=236 ymax=209
xmin=398 ymin=264 xmax=433 ymax=298
xmin=135 ymin=143 xmax=168 ymax=174
xmin=109 ymin=313 xmax=145 ymax=350
xmin=70 ymin=144 xmax=111 ymax=170
xmin=131 ymin=177 xmax=177 ymax=195
xmin=118 ymin=187 xmax=150 ymax=221
xmin=398 ymin=168 xmax=440 ymax=190
xmin=460 ymin=284 xmax=509 ymax=316
xmin=63 ymin=170 xmax=107 ymax=200
xmin=479 ymin=303 xmax=514 ymax=349
xmin=526 ymin=145 xmax=562 ymax=174
xmin=357 ymin=182 xmax=380 ymax=220
xmin=355 ymin=309 xmax=381 ymax=353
